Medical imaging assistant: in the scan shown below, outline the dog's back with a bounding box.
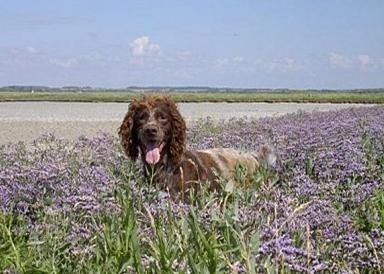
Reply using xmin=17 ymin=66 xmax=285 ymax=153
xmin=196 ymin=145 xmax=275 ymax=179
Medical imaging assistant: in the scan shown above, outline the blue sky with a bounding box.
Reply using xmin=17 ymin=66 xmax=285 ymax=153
xmin=0 ymin=0 xmax=383 ymax=89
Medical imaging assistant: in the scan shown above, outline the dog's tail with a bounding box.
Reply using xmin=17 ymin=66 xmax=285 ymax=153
xmin=254 ymin=145 xmax=277 ymax=168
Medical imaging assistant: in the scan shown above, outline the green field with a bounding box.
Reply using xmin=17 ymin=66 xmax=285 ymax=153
xmin=1 ymin=90 xmax=384 ymax=103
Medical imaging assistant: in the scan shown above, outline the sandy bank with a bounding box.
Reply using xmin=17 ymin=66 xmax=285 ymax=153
xmin=0 ymin=102 xmax=375 ymax=144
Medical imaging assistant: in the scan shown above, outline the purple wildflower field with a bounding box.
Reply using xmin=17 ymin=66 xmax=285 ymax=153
xmin=1 ymin=106 xmax=384 ymax=273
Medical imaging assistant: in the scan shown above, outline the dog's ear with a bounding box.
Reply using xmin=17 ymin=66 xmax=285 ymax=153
xmin=166 ymin=97 xmax=186 ymax=164
xmin=119 ymin=100 xmax=139 ymax=160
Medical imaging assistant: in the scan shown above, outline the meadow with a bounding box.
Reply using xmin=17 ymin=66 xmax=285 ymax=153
xmin=1 ymin=106 xmax=384 ymax=273
xmin=1 ymin=90 xmax=384 ymax=103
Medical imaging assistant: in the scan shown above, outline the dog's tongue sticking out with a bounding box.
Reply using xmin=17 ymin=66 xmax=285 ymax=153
xmin=145 ymin=147 xmax=160 ymax=165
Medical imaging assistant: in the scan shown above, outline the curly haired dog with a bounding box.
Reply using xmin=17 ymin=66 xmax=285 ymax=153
xmin=119 ymin=95 xmax=275 ymax=196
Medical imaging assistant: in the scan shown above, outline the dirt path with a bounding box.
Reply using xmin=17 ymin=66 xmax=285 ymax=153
xmin=0 ymin=102 xmax=375 ymax=144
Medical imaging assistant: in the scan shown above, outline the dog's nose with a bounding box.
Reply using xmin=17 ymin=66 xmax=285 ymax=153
xmin=144 ymin=126 xmax=158 ymax=136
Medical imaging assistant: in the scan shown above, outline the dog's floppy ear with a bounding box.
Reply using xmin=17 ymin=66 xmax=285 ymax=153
xmin=166 ymin=97 xmax=186 ymax=164
xmin=119 ymin=100 xmax=140 ymax=160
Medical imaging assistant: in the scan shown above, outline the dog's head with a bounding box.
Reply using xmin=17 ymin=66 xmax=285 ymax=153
xmin=119 ymin=95 xmax=186 ymax=166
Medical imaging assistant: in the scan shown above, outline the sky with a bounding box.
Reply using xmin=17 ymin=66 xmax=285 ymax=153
xmin=0 ymin=0 xmax=383 ymax=89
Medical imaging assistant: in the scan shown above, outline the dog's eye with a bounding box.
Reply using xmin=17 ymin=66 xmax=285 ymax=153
xmin=156 ymin=112 xmax=167 ymax=122
xmin=138 ymin=112 xmax=149 ymax=122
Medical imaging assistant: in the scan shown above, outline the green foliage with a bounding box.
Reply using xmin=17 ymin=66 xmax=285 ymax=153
xmin=356 ymin=188 xmax=384 ymax=232
xmin=354 ymin=130 xmax=384 ymax=232
xmin=91 ymin=189 xmax=143 ymax=273
xmin=1 ymin=90 xmax=384 ymax=103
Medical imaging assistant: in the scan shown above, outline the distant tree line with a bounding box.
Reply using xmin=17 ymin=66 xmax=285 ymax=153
xmin=1 ymin=85 xmax=383 ymax=93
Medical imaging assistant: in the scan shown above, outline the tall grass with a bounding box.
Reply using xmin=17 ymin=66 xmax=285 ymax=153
xmin=1 ymin=90 xmax=384 ymax=103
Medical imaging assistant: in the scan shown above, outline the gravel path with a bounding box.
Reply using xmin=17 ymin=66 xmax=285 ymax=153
xmin=0 ymin=102 xmax=375 ymax=144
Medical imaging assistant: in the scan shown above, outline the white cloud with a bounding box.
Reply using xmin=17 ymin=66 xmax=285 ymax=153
xmin=357 ymin=54 xmax=379 ymax=71
xmin=82 ymin=51 xmax=102 ymax=61
xmin=329 ymin=53 xmax=352 ymax=69
xmin=49 ymin=58 xmax=78 ymax=67
xmin=328 ymin=53 xmax=384 ymax=71
xmin=212 ymin=56 xmax=246 ymax=70
xmin=26 ymin=46 xmax=38 ymax=54
xmin=213 ymin=58 xmax=229 ymax=69
xmin=130 ymin=36 xmax=161 ymax=57
xmin=211 ymin=56 xmax=303 ymax=73
xmin=233 ymin=56 xmax=244 ymax=63
xmin=255 ymin=57 xmax=303 ymax=72
xmin=175 ymin=51 xmax=192 ymax=61
xmin=281 ymin=57 xmax=302 ymax=71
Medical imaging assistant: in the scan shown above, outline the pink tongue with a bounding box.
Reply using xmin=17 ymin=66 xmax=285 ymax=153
xmin=145 ymin=147 xmax=160 ymax=165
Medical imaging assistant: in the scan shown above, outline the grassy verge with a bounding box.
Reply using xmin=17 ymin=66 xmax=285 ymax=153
xmin=0 ymin=91 xmax=384 ymax=103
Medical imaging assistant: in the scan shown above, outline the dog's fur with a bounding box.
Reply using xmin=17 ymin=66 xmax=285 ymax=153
xmin=119 ymin=95 xmax=275 ymax=195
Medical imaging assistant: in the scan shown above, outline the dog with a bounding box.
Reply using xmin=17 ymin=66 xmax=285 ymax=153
xmin=119 ymin=95 xmax=275 ymax=196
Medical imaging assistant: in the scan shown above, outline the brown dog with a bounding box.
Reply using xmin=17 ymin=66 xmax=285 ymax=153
xmin=119 ymin=95 xmax=275 ymax=195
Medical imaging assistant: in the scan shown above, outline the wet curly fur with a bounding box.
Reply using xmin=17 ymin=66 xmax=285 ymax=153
xmin=119 ymin=95 xmax=275 ymax=196
xmin=119 ymin=95 xmax=186 ymax=165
